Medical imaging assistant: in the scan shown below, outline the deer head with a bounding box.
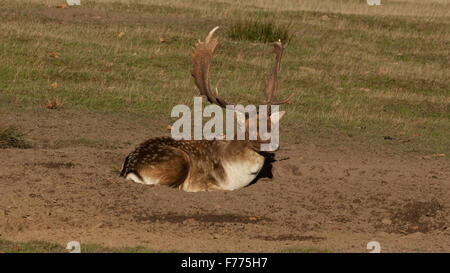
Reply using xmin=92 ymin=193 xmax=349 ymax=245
xmin=191 ymin=26 xmax=293 ymax=149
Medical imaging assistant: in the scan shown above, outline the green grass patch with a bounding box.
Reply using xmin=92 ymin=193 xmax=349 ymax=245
xmin=228 ymin=19 xmax=292 ymax=43
xmin=0 ymin=240 xmax=63 ymax=253
xmin=0 ymin=126 xmax=32 ymax=149
xmin=0 ymin=239 xmax=163 ymax=253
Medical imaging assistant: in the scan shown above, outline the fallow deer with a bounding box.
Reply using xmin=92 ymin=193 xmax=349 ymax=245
xmin=120 ymin=27 xmax=293 ymax=192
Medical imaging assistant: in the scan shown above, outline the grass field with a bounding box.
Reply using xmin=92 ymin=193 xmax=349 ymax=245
xmin=1 ymin=0 xmax=448 ymax=155
xmin=0 ymin=0 xmax=449 ymax=253
xmin=0 ymin=238 xmax=157 ymax=253
xmin=0 ymin=238 xmax=329 ymax=253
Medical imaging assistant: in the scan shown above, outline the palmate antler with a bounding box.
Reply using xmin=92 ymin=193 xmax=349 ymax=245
xmin=263 ymin=41 xmax=294 ymax=106
xmin=191 ymin=26 xmax=229 ymax=108
xmin=191 ymin=26 xmax=293 ymax=110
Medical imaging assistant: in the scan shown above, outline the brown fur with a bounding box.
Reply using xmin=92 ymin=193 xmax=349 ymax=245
xmin=137 ymin=147 xmax=189 ymax=188
xmin=120 ymin=138 xmax=263 ymax=191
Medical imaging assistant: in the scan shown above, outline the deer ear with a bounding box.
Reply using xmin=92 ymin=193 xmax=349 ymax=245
xmin=270 ymin=111 xmax=285 ymax=123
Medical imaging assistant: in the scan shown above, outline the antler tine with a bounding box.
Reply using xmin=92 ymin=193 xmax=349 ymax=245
xmin=191 ymin=26 xmax=229 ymax=108
xmin=263 ymin=40 xmax=293 ymax=106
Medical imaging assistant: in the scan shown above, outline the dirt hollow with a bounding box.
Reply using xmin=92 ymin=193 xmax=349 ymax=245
xmin=0 ymin=111 xmax=448 ymax=252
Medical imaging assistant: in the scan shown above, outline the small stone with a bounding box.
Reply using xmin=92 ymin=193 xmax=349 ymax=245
xmin=183 ymin=218 xmax=196 ymax=225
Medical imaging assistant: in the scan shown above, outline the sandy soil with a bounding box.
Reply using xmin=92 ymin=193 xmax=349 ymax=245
xmin=0 ymin=110 xmax=448 ymax=252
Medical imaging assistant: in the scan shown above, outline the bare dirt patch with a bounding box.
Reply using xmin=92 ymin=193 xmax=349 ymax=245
xmin=133 ymin=213 xmax=271 ymax=225
xmin=389 ymin=200 xmax=446 ymax=234
xmin=0 ymin=111 xmax=449 ymax=252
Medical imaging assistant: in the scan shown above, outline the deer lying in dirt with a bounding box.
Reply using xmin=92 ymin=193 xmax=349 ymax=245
xmin=120 ymin=27 xmax=293 ymax=192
